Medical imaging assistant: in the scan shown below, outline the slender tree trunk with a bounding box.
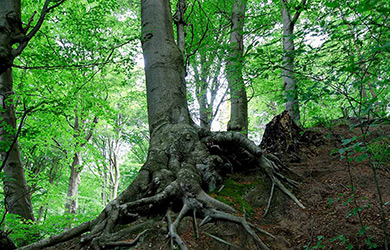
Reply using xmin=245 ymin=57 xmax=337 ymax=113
xmin=112 ymin=157 xmax=119 ymax=200
xmin=227 ymin=0 xmax=248 ymax=135
xmin=194 ymin=54 xmax=211 ymax=130
xmin=0 ymin=0 xmax=34 ymax=221
xmin=281 ymin=0 xmax=303 ymax=126
xmin=37 ymin=204 xmax=46 ymax=222
xmin=64 ymin=114 xmax=97 ymax=214
xmin=65 ymin=152 xmax=81 ymax=214
xmin=108 ymin=145 xmax=120 ymax=200
xmin=173 ymin=0 xmax=186 ymax=55
xmin=101 ymin=169 xmax=107 ymax=206
xmin=339 ymin=9 xmax=379 ymax=112
xmin=193 ymin=52 xmax=225 ymax=131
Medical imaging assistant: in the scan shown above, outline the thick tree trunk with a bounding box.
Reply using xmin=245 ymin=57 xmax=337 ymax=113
xmin=65 ymin=153 xmax=81 ymax=214
xmin=227 ymin=0 xmax=248 ymax=135
xmin=0 ymin=0 xmax=34 ymax=221
xmin=281 ymin=0 xmax=302 ymax=126
xmin=142 ymin=0 xmax=191 ymax=135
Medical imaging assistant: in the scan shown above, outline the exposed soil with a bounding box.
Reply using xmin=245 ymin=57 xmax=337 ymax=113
xmin=273 ymin=119 xmax=390 ymax=250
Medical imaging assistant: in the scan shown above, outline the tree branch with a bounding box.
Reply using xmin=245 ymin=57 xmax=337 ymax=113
xmin=13 ymin=0 xmax=67 ymax=58
xmin=0 ymin=106 xmax=34 ymax=172
xmin=291 ymin=0 xmax=307 ymax=24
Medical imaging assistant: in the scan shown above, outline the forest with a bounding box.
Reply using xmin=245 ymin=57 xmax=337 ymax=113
xmin=0 ymin=0 xmax=389 ymax=249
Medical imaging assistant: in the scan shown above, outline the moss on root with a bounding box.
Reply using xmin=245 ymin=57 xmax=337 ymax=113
xmin=210 ymin=178 xmax=265 ymax=216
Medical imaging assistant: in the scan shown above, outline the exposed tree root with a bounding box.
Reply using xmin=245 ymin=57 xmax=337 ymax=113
xmin=102 ymin=229 xmax=148 ymax=248
xmin=18 ymin=220 xmax=94 ymax=250
xmin=203 ymin=231 xmax=242 ymax=249
xmin=167 ymin=206 xmax=189 ymax=250
xmin=201 ymin=209 xmax=270 ymax=250
xmin=18 ymin=125 xmax=304 ymax=250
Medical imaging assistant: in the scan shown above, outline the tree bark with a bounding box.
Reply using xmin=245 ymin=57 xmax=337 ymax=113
xmin=173 ymin=0 xmax=186 ymax=56
xmin=281 ymin=0 xmax=305 ymax=126
xmin=0 ymin=0 xmax=34 ymax=221
xmin=142 ymin=0 xmax=191 ymax=135
xmin=108 ymin=140 xmax=120 ymax=200
xmin=63 ymin=113 xmax=97 ymax=214
xmin=64 ymin=153 xmax=81 ymax=214
xmin=227 ymin=0 xmax=248 ymax=135
xmin=194 ymin=54 xmax=212 ymax=131
xmin=101 ymin=169 xmax=107 ymax=206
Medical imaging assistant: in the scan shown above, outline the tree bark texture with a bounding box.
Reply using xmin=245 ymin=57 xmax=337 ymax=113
xmin=194 ymin=54 xmax=212 ymax=131
xmin=173 ymin=0 xmax=186 ymax=55
xmin=281 ymin=0 xmax=303 ymax=126
xmin=108 ymin=139 xmax=120 ymax=200
xmin=0 ymin=0 xmax=34 ymax=221
xmin=227 ymin=0 xmax=248 ymax=135
xmin=64 ymin=153 xmax=81 ymax=214
xmin=142 ymin=0 xmax=191 ymax=135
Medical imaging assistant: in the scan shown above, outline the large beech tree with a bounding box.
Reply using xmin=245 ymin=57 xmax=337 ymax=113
xmin=19 ymin=1 xmax=303 ymax=249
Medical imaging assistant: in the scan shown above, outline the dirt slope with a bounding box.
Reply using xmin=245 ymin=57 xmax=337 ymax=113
xmin=271 ymin=119 xmax=390 ymax=249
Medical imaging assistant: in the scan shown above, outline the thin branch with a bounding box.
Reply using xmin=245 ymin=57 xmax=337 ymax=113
xmin=291 ymin=0 xmax=307 ymax=24
xmin=0 ymin=106 xmax=34 ymax=172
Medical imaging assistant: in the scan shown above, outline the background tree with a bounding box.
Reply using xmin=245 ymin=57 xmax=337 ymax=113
xmin=185 ymin=0 xmax=230 ymax=130
xmin=280 ymin=0 xmax=306 ymax=125
xmin=0 ymin=0 xmax=141 ymax=246
xmin=227 ymin=0 xmax=249 ymax=135
xmin=0 ymin=0 xmax=67 ymax=222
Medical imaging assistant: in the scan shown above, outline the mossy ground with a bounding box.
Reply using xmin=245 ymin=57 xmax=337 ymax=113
xmin=210 ymin=177 xmax=266 ymax=217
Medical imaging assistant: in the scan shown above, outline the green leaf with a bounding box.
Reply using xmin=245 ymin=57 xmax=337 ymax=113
xmin=355 ymin=154 xmax=368 ymax=163
xmin=325 ymin=1 xmax=340 ymax=8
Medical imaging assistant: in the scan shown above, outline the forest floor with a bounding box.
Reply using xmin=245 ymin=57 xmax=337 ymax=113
xmin=264 ymin=119 xmax=390 ymax=250
xmin=42 ymin=118 xmax=390 ymax=250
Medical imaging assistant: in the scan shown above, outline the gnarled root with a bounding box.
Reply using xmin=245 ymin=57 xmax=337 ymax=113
xmin=163 ymin=194 xmax=274 ymax=250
